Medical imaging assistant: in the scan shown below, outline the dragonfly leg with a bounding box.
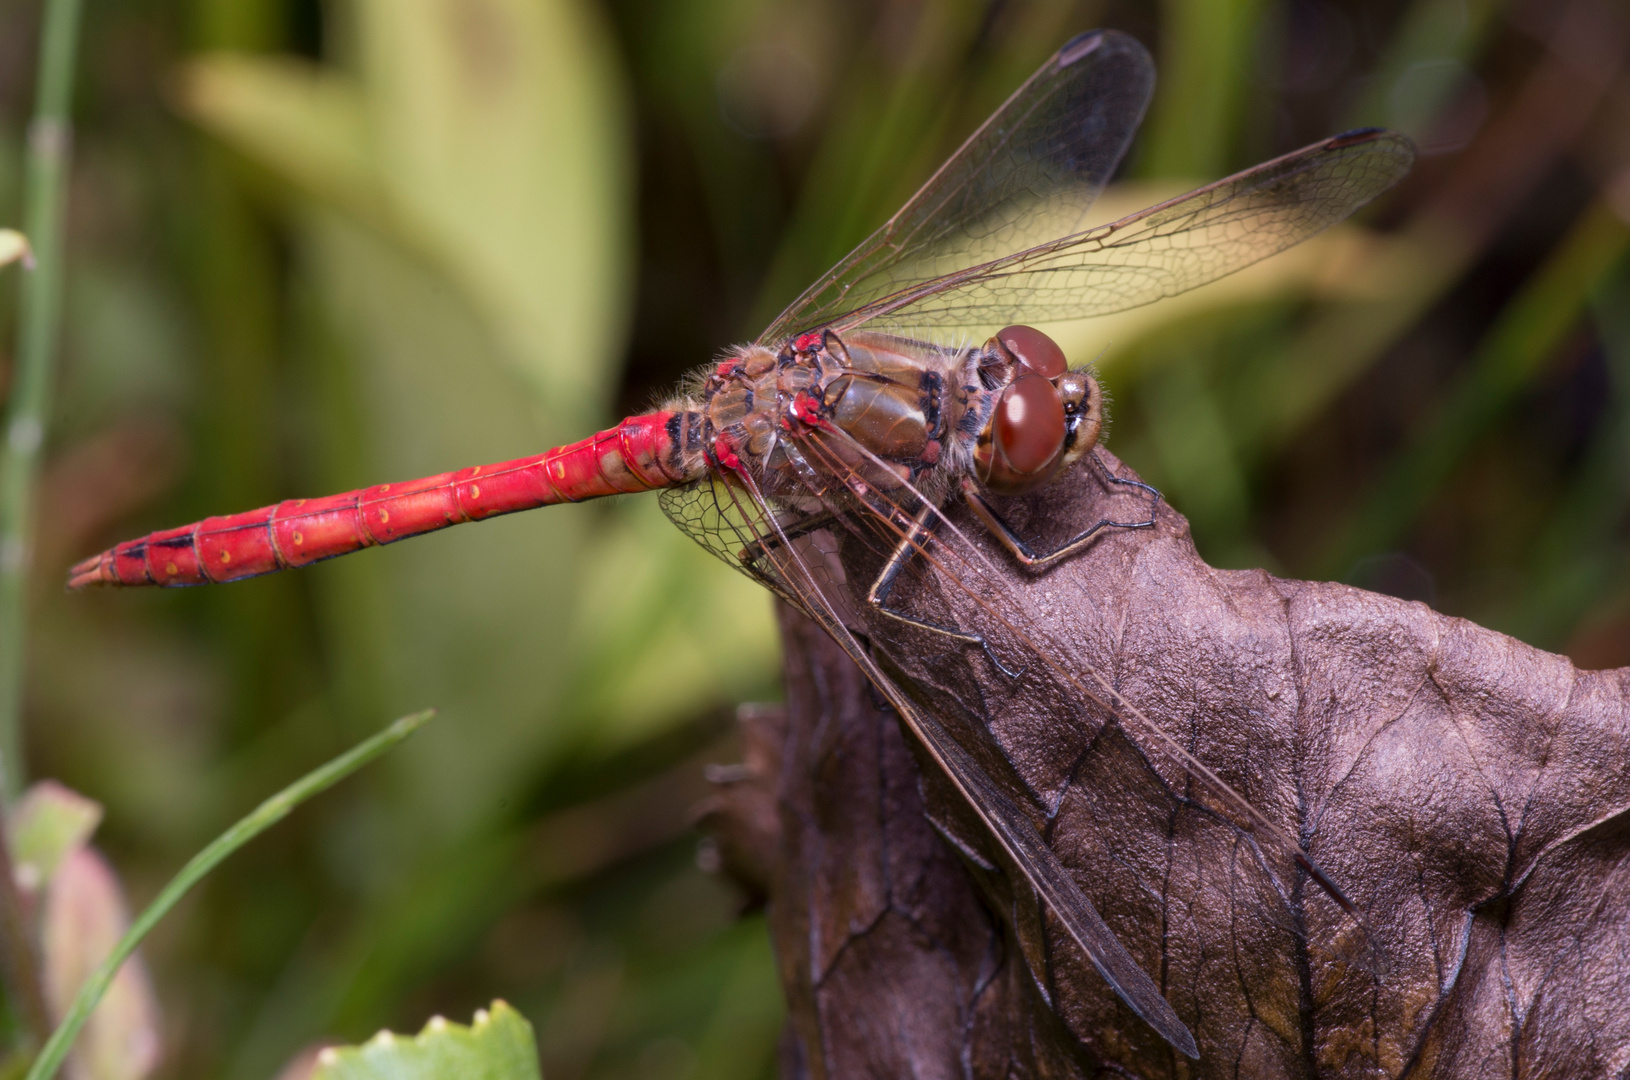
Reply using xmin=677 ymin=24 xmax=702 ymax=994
xmin=963 ymin=451 xmax=1161 ymax=570
xmin=866 ymin=501 xmax=1023 ymax=679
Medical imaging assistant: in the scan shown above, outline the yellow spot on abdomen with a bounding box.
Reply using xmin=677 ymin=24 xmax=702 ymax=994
xmin=379 ymin=510 xmax=390 ymax=524
xmin=164 ymin=562 xmax=177 ymax=575
xmin=220 ymin=551 xmax=231 ymax=564
xmin=470 ymin=484 xmax=481 ymax=499
xmin=293 ymin=531 xmax=304 ymax=545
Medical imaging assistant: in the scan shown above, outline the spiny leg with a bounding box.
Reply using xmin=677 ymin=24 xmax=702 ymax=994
xmin=866 ymin=499 xmax=1023 ymax=679
xmin=963 ymin=451 xmax=1161 ymax=570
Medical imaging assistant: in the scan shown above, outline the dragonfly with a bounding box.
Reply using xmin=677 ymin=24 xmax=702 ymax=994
xmin=71 ymin=30 xmax=1415 ymax=1060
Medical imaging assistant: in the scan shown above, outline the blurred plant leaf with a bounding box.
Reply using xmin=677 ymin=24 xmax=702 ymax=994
xmin=170 ymin=0 xmax=688 ymax=848
xmin=0 ymin=229 xmax=31 ymax=270
xmin=567 ymin=498 xmax=776 ymax=756
xmin=268 ymin=1046 xmax=332 ymax=1080
xmin=662 ymin=920 xmax=782 ymax=1080
xmin=354 ymin=0 xmax=631 ymax=413
xmin=1139 ymin=0 xmax=1267 ymax=179
xmin=748 ymin=5 xmax=991 ymax=333
xmin=25 ymin=713 xmax=430 ymax=1080
xmin=226 ymin=200 xmax=768 ymax=1073
xmin=1505 ymin=260 xmax=1630 ymax=651
xmin=1138 ymin=358 xmax=1250 ymax=551
xmin=1322 ymin=198 xmax=1630 ymax=577
xmin=180 ymin=0 xmax=633 ymax=417
xmin=297 ymin=213 xmax=597 ymax=832
xmin=309 ymin=1002 xmax=539 ymax=1080
xmin=40 ymin=849 xmax=161 ymax=1080
xmin=7 ymin=780 xmax=102 ymax=894
xmin=175 ymin=56 xmax=383 ymax=216
xmin=1240 ymin=1 xmax=1628 ymax=462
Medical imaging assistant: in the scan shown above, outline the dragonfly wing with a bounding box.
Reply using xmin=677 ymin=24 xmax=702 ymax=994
xmin=869 ymin=658 xmax=1200 ymax=1058
xmin=660 ymin=422 xmax=1387 ymax=1056
xmin=777 ymin=426 xmax=1391 ymax=969
xmin=758 ymin=30 xmax=1154 ymax=347
xmin=660 ymin=469 xmax=1199 ymax=1058
xmin=834 ymin=128 xmax=1417 ymax=337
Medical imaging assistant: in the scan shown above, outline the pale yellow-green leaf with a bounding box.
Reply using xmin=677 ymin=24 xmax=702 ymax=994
xmin=311 ymin=1002 xmax=540 ymax=1080
xmin=178 ymin=0 xmax=634 ymax=416
xmin=0 ymin=228 xmax=31 ymax=269
xmin=354 ymin=0 xmax=632 ymax=414
xmin=175 ymin=55 xmax=382 ymax=216
xmin=8 ymin=780 xmax=102 ymax=894
xmin=42 ymin=849 xmax=161 ymax=1080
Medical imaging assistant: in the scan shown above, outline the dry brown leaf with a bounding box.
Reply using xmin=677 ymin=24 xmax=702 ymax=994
xmin=709 ymin=451 xmax=1630 ymax=1079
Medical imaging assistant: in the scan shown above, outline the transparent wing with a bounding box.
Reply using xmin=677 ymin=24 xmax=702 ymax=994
xmin=757 ymin=29 xmax=1155 ymax=347
xmin=828 ymin=128 xmax=1417 ymax=339
xmin=816 ymin=425 xmax=1389 ymax=971
xmin=658 ymin=466 xmax=1201 ymax=1059
xmin=666 ymin=420 xmax=1396 ymax=1052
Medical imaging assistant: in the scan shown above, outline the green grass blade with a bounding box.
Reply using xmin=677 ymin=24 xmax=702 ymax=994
xmin=1498 ymin=261 xmax=1630 ymax=647
xmin=23 ymin=709 xmax=435 ymax=1080
xmin=1139 ymin=0 xmax=1267 ymax=180
xmin=0 ymin=0 xmax=88 ymax=800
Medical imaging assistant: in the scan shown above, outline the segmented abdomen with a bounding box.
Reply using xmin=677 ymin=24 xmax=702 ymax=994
xmin=69 ymin=411 xmax=704 ymax=589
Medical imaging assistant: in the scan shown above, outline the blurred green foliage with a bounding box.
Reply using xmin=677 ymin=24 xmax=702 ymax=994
xmin=0 ymin=0 xmax=1626 ymax=1077
xmin=308 ymin=1000 xmax=540 ymax=1080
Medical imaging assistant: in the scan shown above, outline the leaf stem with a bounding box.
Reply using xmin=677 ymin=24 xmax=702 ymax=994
xmin=0 ymin=0 xmax=89 ymax=801
xmin=23 ymin=709 xmax=434 ymax=1080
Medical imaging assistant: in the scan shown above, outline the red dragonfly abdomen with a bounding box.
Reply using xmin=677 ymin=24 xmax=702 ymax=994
xmin=69 ymin=411 xmax=700 ymax=589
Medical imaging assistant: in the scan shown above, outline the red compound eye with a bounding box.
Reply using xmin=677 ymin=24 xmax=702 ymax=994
xmin=995 ymin=373 xmax=1065 ymax=478
xmin=997 ymin=325 xmax=1067 ymax=379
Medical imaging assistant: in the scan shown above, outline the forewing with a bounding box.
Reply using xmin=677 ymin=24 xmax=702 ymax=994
xmin=758 ymin=30 xmax=1154 ymax=346
xmin=832 ymin=128 xmax=1417 ymax=337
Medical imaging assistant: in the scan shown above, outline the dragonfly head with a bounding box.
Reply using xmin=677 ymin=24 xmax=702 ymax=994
xmin=1057 ymin=368 xmax=1104 ymax=468
xmin=974 ymin=326 xmax=1103 ymax=496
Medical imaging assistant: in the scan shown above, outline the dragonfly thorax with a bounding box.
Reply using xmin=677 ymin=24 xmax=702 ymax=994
xmin=684 ymin=325 xmax=1099 ymax=502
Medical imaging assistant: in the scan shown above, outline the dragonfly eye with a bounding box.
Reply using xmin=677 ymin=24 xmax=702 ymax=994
xmin=996 ymin=325 xmax=1067 ymax=379
xmin=1058 ymin=370 xmax=1103 ymax=467
xmin=981 ymin=372 xmax=1066 ymax=495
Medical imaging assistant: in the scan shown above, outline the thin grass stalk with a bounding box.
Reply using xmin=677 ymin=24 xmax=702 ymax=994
xmin=23 ymin=709 xmax=434 ymax=1080
xmin=0 ymin=0 xmax=89 ymax=801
